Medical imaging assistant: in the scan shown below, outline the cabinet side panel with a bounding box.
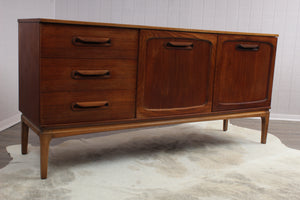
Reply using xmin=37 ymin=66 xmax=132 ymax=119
xmin=19 ymin=22 xmax=40 ymax=126
xmin=266 ymin=37 xmax=277 ymax=107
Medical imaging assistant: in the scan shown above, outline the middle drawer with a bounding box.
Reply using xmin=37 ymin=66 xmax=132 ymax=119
xmin=40 ymin=58 xmax=137 ymax=92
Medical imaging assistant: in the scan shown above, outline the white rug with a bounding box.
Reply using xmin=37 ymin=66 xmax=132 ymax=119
xmin=1 ymin=120 xmax=300 ymax=200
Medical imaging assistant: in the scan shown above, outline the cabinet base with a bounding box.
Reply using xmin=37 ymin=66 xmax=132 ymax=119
xmin=21 ymin=110 xmax=270 ymax=179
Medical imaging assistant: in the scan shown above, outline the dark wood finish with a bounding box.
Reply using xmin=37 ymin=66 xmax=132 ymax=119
xmin=21 ymin=111 xmax=270 ymax=139
xmin=18 ymin=22 xmax=40 ymax=126
xmin=223 ymin=119 xmax=228 ymax=131
xmin=39 ymin=134 xmax=52 ymax=179
xmin=137 ymin=30 xmax=217 ymax=118
xmin=40 ymin=23 xmax=138 ymax=59
xmin=18 ymin=18 xmax=278 ymax=37
xmin=18 ymin=19 xmax=278 ymax=179
xmin=20 ymin=115 xmax=50 ymax=179
xmin=40 ymin=58 xmax=137 ymax=92
xmin=40 ymin=90 xmax=136 ymax=125
xmin=39 ymin=106 xmax=270 ymax=129
xmin=261 ymin=111 xmax=270 ymax=144
xmin=21 ymin=120 xmax=29 ymax=154
xmin=213 ymin=35 xmax=277 ymax=111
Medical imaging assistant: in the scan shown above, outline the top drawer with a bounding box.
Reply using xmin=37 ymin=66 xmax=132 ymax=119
xmin=40 ymin=24 xmax=139 ymax=59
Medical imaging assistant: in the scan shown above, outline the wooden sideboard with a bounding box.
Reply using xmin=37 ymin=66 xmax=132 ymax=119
xmin=18 ymin=18 xmax=278 ymax=179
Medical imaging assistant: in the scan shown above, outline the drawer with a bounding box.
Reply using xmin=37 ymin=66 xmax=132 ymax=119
xmin=40 ymin=23 xmax=138 ymax=59
xmin=40 ymin=58 xmax=137 ymax=92
xmin=40 ymin=90 xmax=135 ymax=125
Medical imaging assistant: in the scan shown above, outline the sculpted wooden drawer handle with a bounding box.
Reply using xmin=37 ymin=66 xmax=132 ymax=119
xmin=72 ymin=101 xmax=109 ymax=111
xmin=236 ymin=44 xmax=260 ymax=51
xmin=166 ymin=41 xmax=194 ymax=49
xmin=72 ymin=36 xmax=111 ymax=46
xmin=71 ymin=70 xmax=110 ymax=79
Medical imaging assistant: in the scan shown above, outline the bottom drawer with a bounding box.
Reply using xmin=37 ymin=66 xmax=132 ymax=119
xmin=40 ymin=90 xmax=135 ymax=125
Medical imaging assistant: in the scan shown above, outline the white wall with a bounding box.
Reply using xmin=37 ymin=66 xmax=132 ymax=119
xmin=55 ymin=0 xmax=300 ymax=120
xmin=0 ymin=0 xmax=299 ymax=131
xmin=0 ymin=0 xmax=55 ymax=130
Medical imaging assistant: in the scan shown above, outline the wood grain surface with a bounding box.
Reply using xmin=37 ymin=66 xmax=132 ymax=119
xmin=137 ymin=30 xmax=217 ymax=118
xmin=18 ymin=18 xmax=278 ymax=37
xmin=213 ymin=34 xmax=277 ymax=111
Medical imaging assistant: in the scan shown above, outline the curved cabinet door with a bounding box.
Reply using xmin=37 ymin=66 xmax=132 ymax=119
xmin=137 ymin=30 xmax=217 ymax=118
xmin=213 ymin=35 xmax=277 ymax=111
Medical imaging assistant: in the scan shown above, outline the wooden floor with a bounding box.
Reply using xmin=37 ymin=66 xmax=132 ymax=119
xmin=0 ymin=118 xmax=299 ymax=169
xmin=231 ymin=118 xmax=300 ymax=150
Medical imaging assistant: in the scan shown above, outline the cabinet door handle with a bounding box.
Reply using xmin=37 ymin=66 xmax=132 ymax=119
xmin=72 ymin=36 xmax=111 ymax=46
xmin=236 ymin=44 xmax=259 ymax=51
xmin=71 ymin=70 xmax=110 ymax=79
xmin=166 ymin=41 xmax=194 ymax=49
xmin=72 ymin=101 xmax=109 ymax=110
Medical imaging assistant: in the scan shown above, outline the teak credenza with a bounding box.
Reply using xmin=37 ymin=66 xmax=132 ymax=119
xmin=18 ymin=18 xmax=278 ymax=179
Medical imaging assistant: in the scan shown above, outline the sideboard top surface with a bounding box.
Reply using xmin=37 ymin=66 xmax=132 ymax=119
xmin=18 ymin=18 xmax=278 ymax=37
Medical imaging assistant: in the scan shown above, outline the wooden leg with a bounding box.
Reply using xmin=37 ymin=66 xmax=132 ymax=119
xmin=261 ymin=111 xmax=270 ymax=144
xmin=21 ymin=119 xmax=29 ymax=155
xmin=223 ymin=119 xmax=228 ymax=131
xmin=39 ymin=134 xmax=52 ymax=179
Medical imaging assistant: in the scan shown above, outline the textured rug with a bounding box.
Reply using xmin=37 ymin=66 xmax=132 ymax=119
xmin=1 ymin=120 xmax=300 ymax=200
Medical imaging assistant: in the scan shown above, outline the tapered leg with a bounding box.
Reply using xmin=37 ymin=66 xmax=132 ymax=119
xmin=261 ymin=112 xmax=270 ymax=144
xmin=223 ymin=119 xmax=228 ymax=131
xmin=40 ymin=134 xmax=52 ymax=179
xmin=21 ymin=120 xmax=29 ymax=155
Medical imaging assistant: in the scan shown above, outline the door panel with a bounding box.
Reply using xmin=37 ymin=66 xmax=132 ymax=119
xmin=137 ymin=30 xmax=217 ymax=118
xmin=213 ymin=35 xmax=277 ymax=111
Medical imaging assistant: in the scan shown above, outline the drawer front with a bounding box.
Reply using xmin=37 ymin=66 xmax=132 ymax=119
xmin=40 ymin=90 xmax=135 ymax=125
xmin=41 ymin=24 xmax=138 ymax=59
xmin=40 ymin=58 xmax=137 ymax=92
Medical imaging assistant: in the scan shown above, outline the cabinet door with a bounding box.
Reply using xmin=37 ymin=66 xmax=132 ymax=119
xmin=213 ymin=35 xmax=277 ymax=111
xmin=137 ymin=30 xmax=217 ymax=118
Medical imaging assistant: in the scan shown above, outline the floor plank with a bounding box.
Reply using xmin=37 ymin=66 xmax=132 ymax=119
xmin=231 ymin=119 xmax=300 ymax=150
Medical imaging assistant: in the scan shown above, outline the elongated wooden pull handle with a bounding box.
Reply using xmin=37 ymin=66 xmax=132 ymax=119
xmin=167 ymin=41 xmax=194 ymax=49
xmin=72 ymin=101 xmax=109 ymax=110
xmin=72 ymin=70 xmax=110 ymax=79
xmin=72 ymin=36 xmax=111 ymax=45
xmin=236 ymin=44 xmax=259 ymax=51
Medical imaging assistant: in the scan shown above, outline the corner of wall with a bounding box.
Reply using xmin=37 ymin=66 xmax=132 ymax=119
xmin=0 ymin=113 xmax=21 ymax=132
